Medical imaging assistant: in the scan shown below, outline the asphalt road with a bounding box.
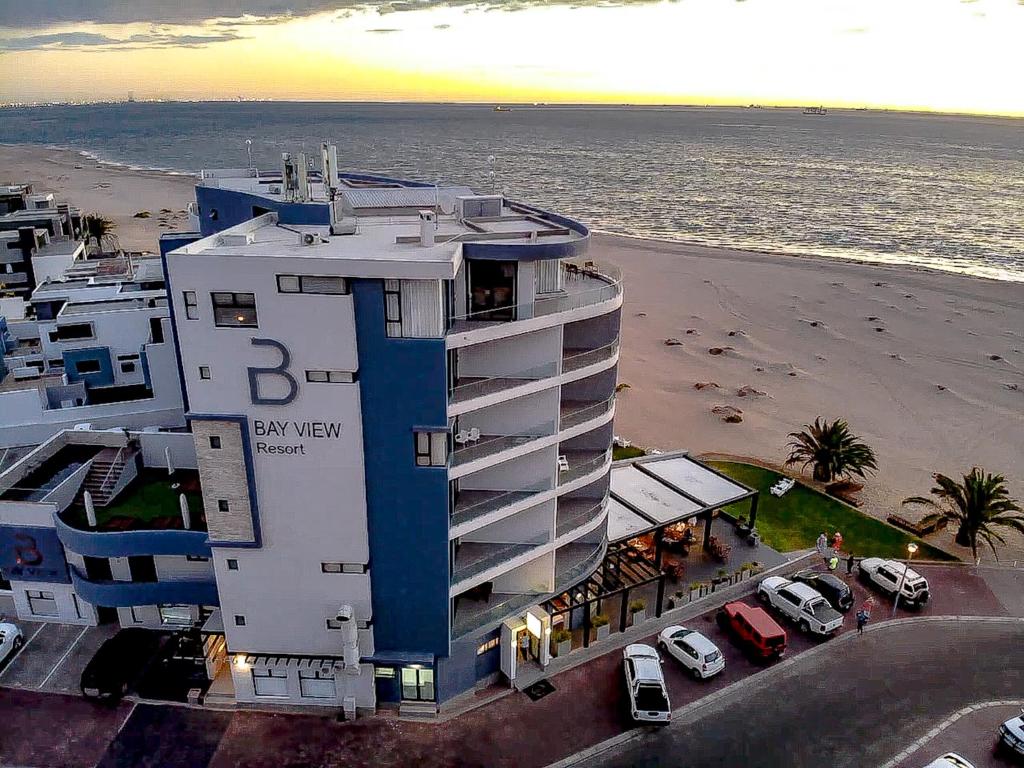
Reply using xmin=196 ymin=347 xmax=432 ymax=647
xmin=586 ymin=618 xmax=1024 ymax=768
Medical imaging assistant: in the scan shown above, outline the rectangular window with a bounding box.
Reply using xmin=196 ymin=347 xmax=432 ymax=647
xmin=158 ymin=604 xmax=193 ymax=627
xmin=211 ymin=292 xmax=258 ymax=328
xmin=117 ymin=354 xmax=140 ymax=361
xmin=277 ymin=274 xmax=348 ymax=295
xmin=321 ymin=562 xmax=366 ymax=574
xmin=234 ymin=615 xmax=246 ymax=626
xmin=251 ymin=667 xmax=288 ymax=697
xmin=120 ymin=361 xmax=136 ymax=373
xmin=74 ymin=359 xmax=102 ymax=374
xmin=401 ymin=667 xmax=435 ymax=701
xmin=48 ymin=322 xmax=93 ymax=342
xmin=129 ymin=606 xmax=144 ymax=624
xmin=199 ymin=366 xmax=211 ymax=380
xmin=72 ymin=594 xmax=84 ymax=620
xmin=305 ymin=370 xmax=355 ymax=384
xmin=299 ymin=668 xmax=337 ymax=699
xmin=477 ymin=637 xmax=500 ymax=655
xmin=321 ymin=562 xmax=343 ymax=573
xmin=414 ymin=431 xmax=448 ymax=467
xmin=384 ymin=279 xmax=402 ymax=337
xmin=374 ymin=667 xmax=396 ymax=679
xmin=27 ymin=590 xmax=58 ymax=617
xmin=226 ymin=559 xmax=239 ymax=571
xmin=218 ymin=500 xmax=230 ymax=512
xmin=186 ymin=555 xmax=209 ymax=562
xmin=183 ymin=291 xmax=199 ymax=320
xmin=209 ymin=435 xmax=222 ymax=449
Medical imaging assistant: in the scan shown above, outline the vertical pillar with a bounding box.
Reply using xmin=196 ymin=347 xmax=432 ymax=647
xmin=749 ymin=493 xmax=759 ymax=528
xmin=703 ymin=510 xmax=713 ymax=548
xmin=655 ymin=576 xmax=666 ymax=619
xmin=654 ymin=529 xmax=665 ymax=568
xmin=619 ymin=587 xmax=630 ymax=633
xmin=582 ymin=598 xmax=592 ymax=649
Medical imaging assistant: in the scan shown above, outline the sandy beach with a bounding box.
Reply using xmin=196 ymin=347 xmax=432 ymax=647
xmin=3 ymin=143 xmax=1022 ymax=561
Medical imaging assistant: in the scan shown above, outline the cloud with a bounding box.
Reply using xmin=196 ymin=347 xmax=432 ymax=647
xmin=434 ymin=23 xmax=452 ymax=29
xmin=365 ymin=27 xmax=401 ymax=32
xmin=0 ymin=29 xmax=243 ymax=51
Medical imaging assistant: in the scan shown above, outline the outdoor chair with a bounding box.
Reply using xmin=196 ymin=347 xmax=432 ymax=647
xmin=557 ymin=455 xmax=570 ymax=472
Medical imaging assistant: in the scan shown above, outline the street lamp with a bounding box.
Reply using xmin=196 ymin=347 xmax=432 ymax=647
xmin=892 ymin=542 xmax=919 ymax=618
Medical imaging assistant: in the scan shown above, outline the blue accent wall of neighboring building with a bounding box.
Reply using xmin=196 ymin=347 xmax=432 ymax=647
xmin=0 ymin=524 xmax=70 ymax=584
xmin=70 ymin=567 xmax=219 ymax=607
xmin=352 ymin=279 xmax=451 ymax=662
xmin=196 ymin=186 xmax=329 ymax=236
xmin=63 ymin=346 xmax=114 ymax=387
xmin=158 ymin=232 xmax=203 ymax=256
xmin=53 ymin=514 xmax=212 ymax=559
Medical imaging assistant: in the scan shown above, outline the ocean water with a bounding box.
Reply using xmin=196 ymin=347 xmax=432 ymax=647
xmin=2 ymin=102 xmax=1022 ymax=281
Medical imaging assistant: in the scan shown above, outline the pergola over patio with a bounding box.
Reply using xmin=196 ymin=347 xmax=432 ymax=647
xmin=608 ymin=452 xmax=758 ymax=566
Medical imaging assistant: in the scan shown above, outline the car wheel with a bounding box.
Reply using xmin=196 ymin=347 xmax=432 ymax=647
xmin=691 ymin=667 xmax=703 ymax=681
xmin=799 ymin=620 xmax=810 ymax=634
xmin=857 ymin=568 xmax=870 ymax=584
xmin=13 ymin=636 xmax=23 ymax=650
xmin=757 ymin=590 xmax=768 ymax=603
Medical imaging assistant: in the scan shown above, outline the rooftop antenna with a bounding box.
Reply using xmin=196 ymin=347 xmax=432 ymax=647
xmin=245 ymin=139 xmax=253 ymax=169
xmin=487 ymin=154 xmax=497 ymax=194
xmin=434 ymin=181 xmax=440 ymax=230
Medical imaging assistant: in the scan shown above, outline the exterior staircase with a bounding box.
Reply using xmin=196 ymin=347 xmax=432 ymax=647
xmin=399 ymin=700 xmax=439 ymax=720
xmin=80 ymin=446 xmax=134 ymax=507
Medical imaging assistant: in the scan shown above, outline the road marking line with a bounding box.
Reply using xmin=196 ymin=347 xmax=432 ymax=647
xmin=876 ymin=699 xmax=1024 ymax=768
xmin=0 ymin=621 xmax=48 ymax=676
xmin=37 ymin=625 xmax=88 ymax=690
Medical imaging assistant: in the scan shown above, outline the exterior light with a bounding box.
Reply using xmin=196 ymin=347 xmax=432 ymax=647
xmin=526 ymin=612 xmax=543 ymax=639
xmin=907 ymin=542 xmax=919 ymax=555
xmin=233 ymin=655 xmax=249 ymax=670
xmin=236 ymin=315 xmax=246 ymax=322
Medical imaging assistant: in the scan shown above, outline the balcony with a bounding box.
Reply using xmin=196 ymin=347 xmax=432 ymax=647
xmin=560 ymin=397 xmax=615 ymax=431
xmin=451 ymin=532 xmax=551 ymax=587
xmin=554 ymin=540 xmax=608 ymax=593
xmin=450 ymin=488 xmax=545 ymax=531
xmin=452 ymin=590 xmax=543 ymax=639
xmin=557 ymin=449 xmax=611 ymax=486
xmin=70 ymin=567 xmax=219 ymax=608
xmin=555 ymin=496 xmax=608 ymax=539
xmin=451 ymin=420 xmax=556 ymax=469
xmin=561 ymin=340 xmax=619 ymax=375
xmin=449 ymin=361 xmax=559 ymax=407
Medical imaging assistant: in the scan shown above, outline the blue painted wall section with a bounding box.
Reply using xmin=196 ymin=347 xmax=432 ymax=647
xmin=70 ymin=566 xmax=219 ymax=607
xmin=196 ymin=186 xmax=329 ymax=236
xmin=62 ymin=346 xmax=114 ymax=387
xmin=158 ymin=232 xmax=203 ymax=256
xmin=0 ymin=524 xmax=70 ymax=584
xmin=53 ymin=513 xmax=212 ymax=559
xmin=352 ymin=279 xmax=451 ymax=666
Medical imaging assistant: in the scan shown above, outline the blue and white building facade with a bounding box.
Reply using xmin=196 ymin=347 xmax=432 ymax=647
xmin=162 ymin=151 xmax=622 ymax=712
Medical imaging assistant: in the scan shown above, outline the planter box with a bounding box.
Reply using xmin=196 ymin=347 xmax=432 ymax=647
xmin=595 ymin=624 xmax=610 ymax=642
xmin=630 ymin=609 xmax=646 ymax=626
xmin=556 ymin=640 xmax=571 ymax=657
xmin=690 ymin=589 xmax=701 ymax=602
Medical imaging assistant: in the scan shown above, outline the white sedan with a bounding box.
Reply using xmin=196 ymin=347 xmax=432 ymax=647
xmin=0 ymin=621 xmax=25 ymax=667
xmin=657 ymin=625 xmax=725 ymax=679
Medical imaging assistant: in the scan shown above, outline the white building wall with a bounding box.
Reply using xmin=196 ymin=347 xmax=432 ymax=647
xmin=456 ymin=327 xmax=561 ymax=380
xmin=10 ymin=580 xmax=96 ymax=625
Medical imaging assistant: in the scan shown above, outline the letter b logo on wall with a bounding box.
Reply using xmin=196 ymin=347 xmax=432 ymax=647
xmin=247 ymin=338 xmax=298 ymax=405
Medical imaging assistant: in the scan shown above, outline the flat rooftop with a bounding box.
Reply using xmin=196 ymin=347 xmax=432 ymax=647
xmin=60 ymin=295 xmax=167 ymax=317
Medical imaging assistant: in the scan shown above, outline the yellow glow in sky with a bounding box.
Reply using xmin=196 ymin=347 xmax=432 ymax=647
xmin=1 ymin=0 xmax=1022 ymax=116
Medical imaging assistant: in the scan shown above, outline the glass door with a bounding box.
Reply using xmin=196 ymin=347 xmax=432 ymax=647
xmin=400 ymin=667 xmax=436 ymax=701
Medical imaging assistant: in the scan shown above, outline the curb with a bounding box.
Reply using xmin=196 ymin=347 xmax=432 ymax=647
xmin=877 ymin=699 xmax=1024 ymax=768
xmin=546 ymin=615 xmax=1024 ymax=768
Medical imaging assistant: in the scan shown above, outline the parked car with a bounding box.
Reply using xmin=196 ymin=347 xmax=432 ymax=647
xmin=791 ymin=569 xmax=855 ymax=612
xmin=757 ymin=576 xmax=844 ymax=636
xmin=0 ymin=621 xmax=25 ymax=667
xmin=657 ymin=626 xmax=725 ymax=680
xmin=622 ymin=644 xmax=671 ymax=724
xmin=922 ymin=753 xmax=975 ymax=768
xmin=858 ymin=557 xmax=930 ymax=608
xmin=81 ymin=628 xmax=166 ymax=701
xmin=715 ymin=601 xmax=787 ymax=660
xmin=998 ymin=710 xmax=1024 ymax=759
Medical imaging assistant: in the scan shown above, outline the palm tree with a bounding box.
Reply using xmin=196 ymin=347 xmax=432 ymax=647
xmin=785 ymin=417 xmax=878 ymax=483
xmin=903 ymin=468 xmax=1023 ymax=562
xmin=83 ymin=214 xmax=114 ymax=254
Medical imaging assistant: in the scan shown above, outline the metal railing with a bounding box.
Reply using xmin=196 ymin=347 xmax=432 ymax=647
xmin=97 ymin=447 xmax=125 ymax=498
xmin=452 ymin=590 xmax=543 ymax=638
xmin=561 ymin=340 xmax=619 ymax=374
xmin=557 ymin=450 xmax=612 ymax=486
xmin=451 ymin=419 xmax=557 ymax=467
xmin=554 ymin=540 xmax=608 ymax=593
xmin=555 ymin=496 xmax=608 ymax=539
xmin=560 ymin=396 xmax=615 ymax=431
xmin=450 ymin=487 xmax=547 ymax=529
xmin=449 ymin=360 xmax=559 ymax=405
xmin=447 ymin=263 xmax=622 ymax=327
xmin=451 ymin=532 xmax=551 ymax=585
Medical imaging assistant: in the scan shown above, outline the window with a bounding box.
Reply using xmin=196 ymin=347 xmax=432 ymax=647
xmin=277 ymin=274 xmax=347 ymax=295
xmin=299 ymin=668 xmax=337 ymax=699
xmin=186 ymin=555 xmax=209 ymax=562
xmin=158 ymin=604 xmax=193 ymax=626
xmin=26 ymin=590 xmax=58 ymax=617
xmin=374 ymin=667 xmax=396 ymax=679
xmin=251 ymin=667 xmax=287 ymax=697
xmin=117 ymin=353 xmax=139 ymax=361
xmin=199 ymin=366 xmax=211 ymax=380
xmin=149 ymin=317 xmax=165 ymax=344
xmin=234 ymin=615 xmax=246 ymax=626
xmin=477 ymin=637 xmax=500 ymax=655
xmin=384 ymin=279 xmax=402 ymax=337
xmin=72 ymin=594 xmax=84 ymax=619
xmin=401 ymin=667 xmax=435 ymax=701
xmin=226 ymin=559 xmax=238 ymax=571
xmin=305 ymin=370 xmax=355 ymax=384
xmin=129 ymin=606 xmax=145 ymax=624
xmin=209 ymin=208 xmax=219 ymax=221
xmin=414 ymin=431 xmax=448 ymax=467
xmin=321 ymin=562 xmax=366 ymax=574
xmin=48 ymin=322 xmax=93 ymax=342
xmin=120 ymin=361 xmax=136 ymax=373
xmin=74 ymin=359 xmax=101 ymax=374
xmin=211 ymin=292 xmax=257 ymax=328
xmin=209 ymin=435 xmax=222 ymax=449
xmin=218 ymin=500 xmax=230 ymax=512
xmin=183 ymin=291 xmax=199 ymax=320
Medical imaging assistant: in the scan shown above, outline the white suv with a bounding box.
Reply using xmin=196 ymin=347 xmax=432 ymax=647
xmin=858 ymin=557 xmax=930 ymax=608
xmin=922 ymin=754 xmax=975 ymax=768
xmin=623 ymin=644 xmax=671 ymax=724
xmin=657 ymin=626 xmax=725 ymax=679
xmin=999 ymin=711 xmax=1024 ymax=758
xmin=757 ymin=576 xmax=844 ymax=636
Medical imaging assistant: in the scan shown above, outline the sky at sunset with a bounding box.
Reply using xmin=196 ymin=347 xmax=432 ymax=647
xmin=1 ymin=0 xmax=1022 ymax=116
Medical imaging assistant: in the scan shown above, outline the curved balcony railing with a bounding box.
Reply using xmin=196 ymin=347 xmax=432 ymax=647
xmin=554 ymin=539 xmax=608 ymax=593
xmin=449 ymin=360 xmax=560 ymax=406
xmin=450 ymin=487 xmax=547 ymax=531
xmin=452 ymin=590 xmax=543 ymax=639
xmin=70 ymin=567 xmax=219 ymax=608
xmin=448 ymin=264 xmax=622 ymax=330
xmin=559 ymin=396 xmax=615 ymax=431
xmin=557 ymin=449 xmax=612 ymax=486
xmin=561 ymin=340 xmax=619 ymax=375
xmin=451 ymin=419 xmax=557 ymax=468
xmin=451 ymin=532 xmax=551 ymax=586
xmin=555 ymin=496 xmax=608 ymax=539
xmin=55 ymin=512 xmax=212 ymax=558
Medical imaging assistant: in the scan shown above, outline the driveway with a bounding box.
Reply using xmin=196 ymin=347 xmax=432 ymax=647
xmin=0 ymin=621 xmax=118 ymax=694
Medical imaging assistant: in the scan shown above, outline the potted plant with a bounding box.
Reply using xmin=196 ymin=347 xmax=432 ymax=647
xmin=629 ymin=598 xmax=647 ymax=625
xmin=552 ymin=628 xmax=572 ymax=657
xmin=592 ymin=613 xmax=610 ymax=641
xmin=689 ymin=581 xmax=703 ymax=601
xmin=735 ymin=515 xmax=749 ymax=534
xmin=712 ymin=568 xmax=729 ymax=589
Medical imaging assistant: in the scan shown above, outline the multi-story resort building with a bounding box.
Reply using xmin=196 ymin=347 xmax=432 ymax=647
xmin=0 ymin=151 xmax=623 ymax=714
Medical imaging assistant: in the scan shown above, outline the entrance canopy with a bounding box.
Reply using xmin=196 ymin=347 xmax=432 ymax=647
xmin=608 ymin=452 xmax=754 ymax=543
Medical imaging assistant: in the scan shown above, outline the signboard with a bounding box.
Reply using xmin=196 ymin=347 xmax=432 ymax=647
xmin=0 ymin=525 xmax=71 ymax=584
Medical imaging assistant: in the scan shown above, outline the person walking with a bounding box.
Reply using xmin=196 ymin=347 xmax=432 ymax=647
xmin=816 ymin=531 xmax=828 ymax=560
xmin=846 ymin=553 xmax=855 ymax=575
xmin=856 ymin=608 xmax=869 ymax=635
xmin=832 ymin=530 xmax=844 ymax=554
xmin=828 ymin=554 xmax=839 ymax=571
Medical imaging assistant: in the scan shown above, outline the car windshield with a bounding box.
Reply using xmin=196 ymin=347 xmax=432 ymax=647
xmin=635 ymin=684 xmax=668 ymax=711
xmin=704 ymin=650 xmax=721 ymax=663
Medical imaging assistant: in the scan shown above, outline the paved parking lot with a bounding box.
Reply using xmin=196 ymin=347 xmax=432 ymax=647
xmin=894 ymin=704 xmax=1024 ymax=768
xmin=0 ymin=620 xmax=118 ymax=694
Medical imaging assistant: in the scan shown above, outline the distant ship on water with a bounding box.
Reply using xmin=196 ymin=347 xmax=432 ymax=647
xmin=493 ymin=105 xmax=511 ymax=112
xmin=803 ymin=105 xmax=828 ymax=115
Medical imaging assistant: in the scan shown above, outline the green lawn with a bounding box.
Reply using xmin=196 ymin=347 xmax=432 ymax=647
xmin=708 ymin=461 xmax=955 ymax=561
xmin=613 ymin=445 xmax=647 ymax=461
xmin=65 ymin=470 xmax=203 ymax=530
